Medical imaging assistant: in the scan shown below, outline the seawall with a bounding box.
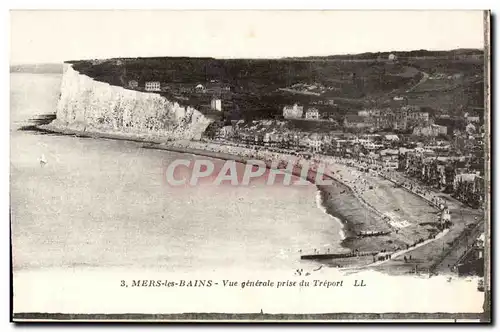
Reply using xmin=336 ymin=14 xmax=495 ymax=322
xmin=50 ymin=64 xmax=213 ymax=140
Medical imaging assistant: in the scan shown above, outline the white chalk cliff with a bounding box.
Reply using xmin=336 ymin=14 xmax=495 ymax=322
xmin=52 ymin=64 xmax=213 ymax=140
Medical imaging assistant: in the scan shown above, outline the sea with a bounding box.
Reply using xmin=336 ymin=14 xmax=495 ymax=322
xmin=10 ymin=73 xmax=344 ymax=275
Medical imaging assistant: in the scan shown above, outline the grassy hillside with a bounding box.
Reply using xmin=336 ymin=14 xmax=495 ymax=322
xmin=67 ymin=50 xmax=484 ymax=120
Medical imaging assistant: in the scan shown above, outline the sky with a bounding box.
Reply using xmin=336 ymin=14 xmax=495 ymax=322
xmin=10 ymin=10 xmax=486 ymax=64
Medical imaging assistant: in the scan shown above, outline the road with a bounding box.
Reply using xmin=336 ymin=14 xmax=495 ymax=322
xmin=406 ymin=71 xmax=430 ymax=93
xmin=433 ymin=217 xmax=484 ymax=273
xmin=366 ymin=169 xmax=484 ymax=275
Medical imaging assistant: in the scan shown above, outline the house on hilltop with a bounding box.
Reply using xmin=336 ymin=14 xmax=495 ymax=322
xmin=195 ymin=84 xmax=206 ymax=92
xmin=283 ymin=104 xmax=304 ymax=119
xmin=305 ymin=107 xmax=319 ymax=120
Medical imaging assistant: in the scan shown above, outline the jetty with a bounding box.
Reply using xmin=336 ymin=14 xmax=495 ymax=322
xmin=301 ymin=251 xmax=378 ymax=261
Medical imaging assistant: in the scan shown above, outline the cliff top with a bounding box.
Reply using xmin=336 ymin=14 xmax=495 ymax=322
xmin=63 ymin=50 xmax=485 ymax=121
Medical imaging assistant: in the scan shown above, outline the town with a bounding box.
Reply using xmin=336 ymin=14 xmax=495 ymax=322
xmin=206 ymin=101 xmax=485 ymax=210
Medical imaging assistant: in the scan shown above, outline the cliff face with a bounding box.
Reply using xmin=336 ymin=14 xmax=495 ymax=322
xmin=53 ymin=64 xmax=213 ymax=140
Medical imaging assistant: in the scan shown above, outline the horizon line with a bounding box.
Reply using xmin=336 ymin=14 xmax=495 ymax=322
xmin=10 ymin=47 xmax=485 ymax=66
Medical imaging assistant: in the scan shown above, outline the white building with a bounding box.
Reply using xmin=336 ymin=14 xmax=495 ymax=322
xmin=358 ymin=109 xmax=381 ymax=117
xmin=441 ymin=209 xmax=451 ymax=223
xmin=283 ymin=104 xmax=304 ymax=119
xmin=466 ymin=123 xmax=477 ymax=134
xmin=305 ymin=107 xmax=320 ymax=120
xmin=388 ymin=53 xmax=398 ymax=61
xmin=211 ymin=98 xmax=222 ymax=112
xmin=467 ymin=116 xmax=481 ymax=123
xmin=413 ymin=124 xmax=448 ymax=137
xmin=384 ymin=134 xmax=400 ymax=142
xmin=308 ymin=134 xmax=323 ymax=153
xmin=145 ymin=81 xmax=161 ymax=91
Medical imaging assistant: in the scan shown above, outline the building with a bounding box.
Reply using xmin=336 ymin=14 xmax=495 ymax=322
xmin=309 ymin=138 xmax=323 ymax=153
xmin=410 ymin=111 xmax=430 ymax=123
xmin=145 ymin=81 xmax=161 ymax=91
xmin=216 ymin=125 xmax=234 ymax=139
xmin=393 ymin=109 xmax=408 ymax=130
xmin=205 ymin=83 xmax=232 ymax=94
xmin=453 ymin=173 xmax=478 ymax=193
xmin=344 ymin=115 xmax=372 ymax=129
xmin=128 ymin=80 xmax=138 ymax=89
xmin=455 ymin=230 xmax=484 ymax=277
xmin=466 ymin=123 xmax=477 ymax=134
xmin=211 ymin=98 xmax=222 ymax=112
xmin=413 ymin=124 xmax=448 ymax=137
xmin=359 ymin=109 xmax=381 ymax=118
xmin=466 ymin=115 xmax=481 ymax=123
xmin=303 ymin=133 xmax=323 ymax=153
xmin=357 ymin=108 xmax=395 ymax=131
xmin=384 ymin=134 xmax=400 ymax=142
xmin=467 ymin=116 xmax=481 ymax=123
xmin=283 ymin=104 xmax=304 ymax=119
xmin=379 ymin=149 xmax=399 ymax=169
xmin=388 ymin=53 xmax=398 ymax=61
xmin=403 ymin=106 xmax=429 ymax=125
xmin=305 ymin=107 xmax=320 ymax=120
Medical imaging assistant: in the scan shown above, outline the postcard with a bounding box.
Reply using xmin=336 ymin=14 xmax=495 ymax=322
xmin=10 ymin=10 xmax=491 ymax=322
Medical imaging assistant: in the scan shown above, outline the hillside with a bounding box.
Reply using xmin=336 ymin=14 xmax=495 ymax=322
xmin=66 ymin=49 xmax=484 ymax=120
xmin=290 ymin=48 xmax=484 ymax=61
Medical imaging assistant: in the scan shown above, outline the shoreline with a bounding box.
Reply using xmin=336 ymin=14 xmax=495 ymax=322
xmin=315 ymin=190 xmax=346 ymax=241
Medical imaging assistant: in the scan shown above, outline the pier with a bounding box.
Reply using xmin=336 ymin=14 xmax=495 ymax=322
xmin=301 ymin=251 xmax=378 ymax=260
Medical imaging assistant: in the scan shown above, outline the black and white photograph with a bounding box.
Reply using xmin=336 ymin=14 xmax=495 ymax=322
xmin=9 ymin=9 xmax=491 ymax=322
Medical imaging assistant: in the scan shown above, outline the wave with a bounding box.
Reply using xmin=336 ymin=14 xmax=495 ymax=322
xmin=315 ymin=189 xmax=346 ymax=240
